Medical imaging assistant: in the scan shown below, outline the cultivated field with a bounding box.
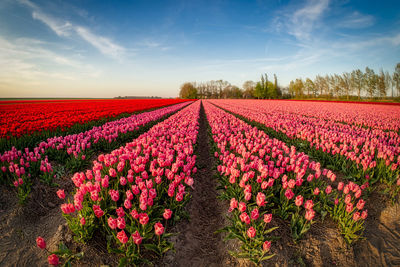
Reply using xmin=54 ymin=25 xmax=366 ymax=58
xmin=0 ymin=99 xmax=399 ymax=266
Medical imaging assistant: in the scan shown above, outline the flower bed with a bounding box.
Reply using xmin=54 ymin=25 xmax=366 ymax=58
xmin=203 ymin=101 xmax=368 ymax=264
xmin=60 ymin=101 xmax=200 ymax=265
xmin=0 ymin=102 xmax=191 ymax=202
xmin=0 ymin=99 xmax=191 ymax=138
xmin=209 ymin=100 xmax=400 ymax=192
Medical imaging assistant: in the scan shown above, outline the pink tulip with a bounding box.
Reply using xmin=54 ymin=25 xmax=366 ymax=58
xmin=154 ymin=222 xmax=164 ymax=235
xmin=163 ymin=209 xmax=172 ymax=220
xmin=305 ymin=209 xmax=315 ymax=221
xmin=132 ymin=230 xmax=142 ymax=245
xmin=263 ymin=240 xmax=271 ymax=251
xmin=117 ymin=230 xmax=128 ymax=244
xmin=295 ymin=195 xmax=303 ymax=207
xmin=247 ymin=226 xmax=256 ymax=238
xmin=264 ymin=213 xmax=272 ymax=224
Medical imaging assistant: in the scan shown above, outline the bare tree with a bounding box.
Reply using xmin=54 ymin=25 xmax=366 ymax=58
xmin=342 ymin=72 xmax=351 ymax=100
xmin=384 ymin=71 xmax=393 ymax=98
xmin=242 ymin=80 xmax=256 ymax=99
xmin=377 ymin=69 xmax=387 ymax=98
xmin=393 ymin=63 xmax=400 ymax=97
xmin=365 ymin=67 xmax=376 ymax=98
xmin=304 ymin=78 xmax=314 ymax=97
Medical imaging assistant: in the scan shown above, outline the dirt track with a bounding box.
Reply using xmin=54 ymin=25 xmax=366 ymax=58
xmin=161 ymin=101 xmax=241 ymax=266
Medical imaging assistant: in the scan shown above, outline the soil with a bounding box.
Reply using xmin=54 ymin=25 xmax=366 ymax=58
xmin=160 ymin=102 xmax=242 ymax=266
xmin=0 ymin=101 xmax=400 ymax=267
xmin=353 ymin=187 xmax=400 ymax=267
xmin=0 ymin=180 xmax=65 ymax=266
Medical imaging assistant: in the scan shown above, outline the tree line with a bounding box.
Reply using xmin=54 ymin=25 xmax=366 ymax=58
xmin=179 ymin=63 xmax=400 ymax=100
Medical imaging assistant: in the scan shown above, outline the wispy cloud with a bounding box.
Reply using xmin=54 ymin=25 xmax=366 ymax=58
xmin=0 ymin=36 xmax=100 ymax=85
xmin=136 ymin=40 xmax=173 ymax=52
xmin=140 ymin=40 xmax=162 ymax=48
xmin=278 ymin=0 xmax=330 ymax=41
xmin=75 ymin=26 xmax=125 ymax=59
xmin=332 ymin=32 xmax=400 ymax=50
xmin=337 ymin=11 xmax=375 ymax=29
xmin=19 ymin=0 xmax=125 ymax=59
xmin=32 ymin=11 xmax=72 ymax=37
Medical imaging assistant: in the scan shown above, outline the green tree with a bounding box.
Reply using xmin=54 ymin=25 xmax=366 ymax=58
xmin=231 ymin=86 xmax=243 ymax=98
xmin=288 ymin=80 xmax=295 ymax=97
xmin=267 ymin=81 xmax=277 ymax=99
xmin=254 ymin=82 xmax=263 ymax=99
xmin=293 ymin=79 xmax=304 ymax=98
xmin=179 ymin=82 xmax=198 ymax=99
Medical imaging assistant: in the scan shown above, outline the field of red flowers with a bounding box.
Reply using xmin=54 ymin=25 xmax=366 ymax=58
xmin=0 ymin=99 xmax=399 ymax=266
xmin=0 ymin=99 xmax=190 ymax=139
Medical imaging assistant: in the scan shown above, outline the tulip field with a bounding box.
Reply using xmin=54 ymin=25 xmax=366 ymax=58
xmin=0 ymin=99 xmax=400 ymax=266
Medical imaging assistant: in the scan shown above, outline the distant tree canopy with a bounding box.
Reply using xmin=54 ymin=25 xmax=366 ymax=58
xmin=179 ymin=63 xmax=400 ymax=100
xmin=286 ymin=63 xmax=400 ymax=100
xmin=179 ymin=73 xmax=281 ymax=100
xmin=179 ymin=82 xmax=197 ymax=99
xmin=253 ymin=74 xmax=281 ymax=99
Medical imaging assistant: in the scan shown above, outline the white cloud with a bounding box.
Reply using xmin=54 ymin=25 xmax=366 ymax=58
xmin=338 ymin=11 xmax=375 ymax=29
xmin=32 ymin=11 xmax=72 ymax=37
xmin=75 ymin=26 xmax=125 ymax=59
xmin=140 ymin=40 xmax=161 ymax=48
xmin=136 ymin=40 xmax=173 ymax=52
xmin=287 ymin=0 xmax=330 ymax=41
xmin=19 ymin=0 xmax=125 ymax=59
xmin=0 ymin=37 xmax=99 ymax=85
xmin=332 ymin=32 xmax=400 ymax=50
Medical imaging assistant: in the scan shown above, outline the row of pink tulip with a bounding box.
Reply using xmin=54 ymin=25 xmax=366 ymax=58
xmin=209 ymin=100 xmax=400 ymax=187
xmin=59 ymin=101 xmax=200 ymax=265
xmin=203 ymin=100 xmax=367 ymax=263
xmin=0 ymin=102 xmax=191 ymax=201
xmin=242 ymin=100 xmax=400 ymax=132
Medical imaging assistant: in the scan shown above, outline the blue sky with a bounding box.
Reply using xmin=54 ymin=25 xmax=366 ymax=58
xmin=0 ymin=0 xmax=399 ymax=98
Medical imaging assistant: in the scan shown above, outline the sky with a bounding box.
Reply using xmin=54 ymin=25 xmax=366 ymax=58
xmin=0 ymin=0 xmax=399 ymax=98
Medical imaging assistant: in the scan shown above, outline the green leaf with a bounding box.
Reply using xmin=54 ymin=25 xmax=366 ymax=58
xmin=73 ymin=252 xmax=84 ymax=259
xmin=58 ymin=242 xmax=70 ymax=253
xmin=260 ymin=253 xmax=275 ymax=261
xmin=235 ymin=252 xmax=251 ymax=259
xmin=118 ymin=257 xmax=128 ymax=267
xmin=143 ymin=243 xmax=161 ymax=255
xmin=263 ymin=226 xmax=279 ymax=235
xmin=215 ymin=226 xmax=232 ymax=234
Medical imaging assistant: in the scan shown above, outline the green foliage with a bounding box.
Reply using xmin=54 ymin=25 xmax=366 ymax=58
xmin=179 ymin=82 xmax=198 ymax=99
xmin=290 ymin=212 xmax=312 ymax=242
